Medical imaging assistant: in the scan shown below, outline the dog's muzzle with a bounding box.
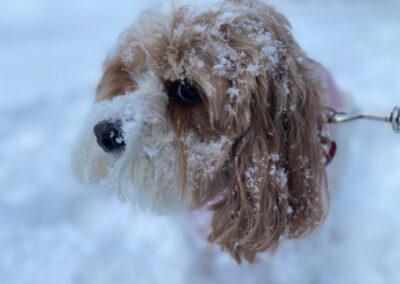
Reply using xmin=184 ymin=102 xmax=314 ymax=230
xmin=94 ymin=120 xmax=125 ymax=153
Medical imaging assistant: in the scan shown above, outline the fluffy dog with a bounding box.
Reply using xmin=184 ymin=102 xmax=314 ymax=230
xmin=72 ymin=0 xmax=332 ymax=263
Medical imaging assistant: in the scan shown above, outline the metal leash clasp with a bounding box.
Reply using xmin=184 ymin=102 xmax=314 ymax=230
xmin=326 ymin=106 xmax=400 ymax=134
xmin=390 ymin=107 xmax=400 ymax=133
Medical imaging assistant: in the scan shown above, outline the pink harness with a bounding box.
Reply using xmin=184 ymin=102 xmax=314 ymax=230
xmin=321 ymin=67 xmax=344 ymax=110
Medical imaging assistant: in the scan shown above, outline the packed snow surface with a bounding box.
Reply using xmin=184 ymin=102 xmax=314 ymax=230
xmin=1 ymin=0 xmax=400 ymax=283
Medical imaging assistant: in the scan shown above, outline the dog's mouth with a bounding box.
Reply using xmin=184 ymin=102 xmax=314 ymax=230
xmin=93 ymin=120 xmax=126 ymax=153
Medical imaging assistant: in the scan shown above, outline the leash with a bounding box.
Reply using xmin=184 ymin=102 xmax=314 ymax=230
xmin=325 ymin=106 xmax=400 ymax=134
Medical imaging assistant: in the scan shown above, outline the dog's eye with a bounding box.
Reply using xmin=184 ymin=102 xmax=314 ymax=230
xmin=177 ymin=83 xmax=201 ymax=105
xmin=168 ymin=81 xmax=201 ymax=105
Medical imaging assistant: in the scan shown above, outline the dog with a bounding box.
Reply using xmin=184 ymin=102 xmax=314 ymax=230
xmin=72 ymin=0 xmax=337 ymax=263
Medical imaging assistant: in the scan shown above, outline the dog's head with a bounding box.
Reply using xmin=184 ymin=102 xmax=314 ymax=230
xmin=73 ymin=0 xmax=329 ymax=262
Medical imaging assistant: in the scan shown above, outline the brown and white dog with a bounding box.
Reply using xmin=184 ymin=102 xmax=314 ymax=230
xmin=72 ymin=0 xmax=336 ymax=263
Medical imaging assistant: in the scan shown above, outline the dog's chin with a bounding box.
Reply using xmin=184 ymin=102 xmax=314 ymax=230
xmin=72 ymin=76 xmax=193 ymax=214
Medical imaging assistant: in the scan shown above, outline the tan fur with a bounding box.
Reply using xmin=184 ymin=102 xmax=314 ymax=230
xmin=95 ymin=0 xmax=328 ymax=263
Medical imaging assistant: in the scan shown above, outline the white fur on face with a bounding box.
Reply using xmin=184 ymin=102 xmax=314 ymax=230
xmin=72 ymin=73 xmax=192 ymax=213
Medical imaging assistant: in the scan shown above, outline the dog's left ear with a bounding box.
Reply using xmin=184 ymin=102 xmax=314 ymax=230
xmin=209 ymin=59 xmax=328 ymax=263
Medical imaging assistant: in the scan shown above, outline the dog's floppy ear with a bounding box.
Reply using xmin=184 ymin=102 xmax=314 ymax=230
xmin=209 ymin=59 xmax=328 ymax=263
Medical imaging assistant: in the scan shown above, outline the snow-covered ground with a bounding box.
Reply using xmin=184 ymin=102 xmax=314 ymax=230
xmin=1 ymin=0 xmax=400 ymax=283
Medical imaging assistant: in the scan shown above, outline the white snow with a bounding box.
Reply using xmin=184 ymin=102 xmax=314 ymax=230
xmin=1 ymin=0 xmax=400 ymax=283
xmin=183 ymin=133 xmax=231 ymax=182
xmin=269 ymin=153 xmax=280 ymax=162
xmin=227 ymin=87 xmax=240 ymax=102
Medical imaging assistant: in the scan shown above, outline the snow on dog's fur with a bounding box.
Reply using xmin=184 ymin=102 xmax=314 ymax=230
xmin=72 ymin=0 xmax=330 ymax=263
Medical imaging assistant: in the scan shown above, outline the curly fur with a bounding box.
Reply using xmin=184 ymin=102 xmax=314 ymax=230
xmin=73 ymin=0 xmax=329 ymax=263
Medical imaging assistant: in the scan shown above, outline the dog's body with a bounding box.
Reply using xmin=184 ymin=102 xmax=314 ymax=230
xmin=73 ymin=0 xmax=335 ymax=263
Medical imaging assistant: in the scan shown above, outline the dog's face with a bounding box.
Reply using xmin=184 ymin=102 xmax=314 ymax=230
xmin=73 ymin=0 xmax=328 ymax=262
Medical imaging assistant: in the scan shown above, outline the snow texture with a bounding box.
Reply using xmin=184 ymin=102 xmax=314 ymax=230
xmin=1 ymin=0 xmax=400 ymax=283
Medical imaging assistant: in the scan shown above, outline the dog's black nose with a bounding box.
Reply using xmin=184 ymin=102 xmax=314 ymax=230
xmin=93 ymin=120 xmax=125 ymax=153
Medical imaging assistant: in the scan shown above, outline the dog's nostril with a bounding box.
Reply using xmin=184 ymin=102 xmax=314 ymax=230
xmin=93 ymin=120 xmax=125 ymax=153
xmin=101 ymin=136 xmax=113 ymax=150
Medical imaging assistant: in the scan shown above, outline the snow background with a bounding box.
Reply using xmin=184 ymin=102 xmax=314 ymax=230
xmin=1 ymin=0 xmax=399 ymax=283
